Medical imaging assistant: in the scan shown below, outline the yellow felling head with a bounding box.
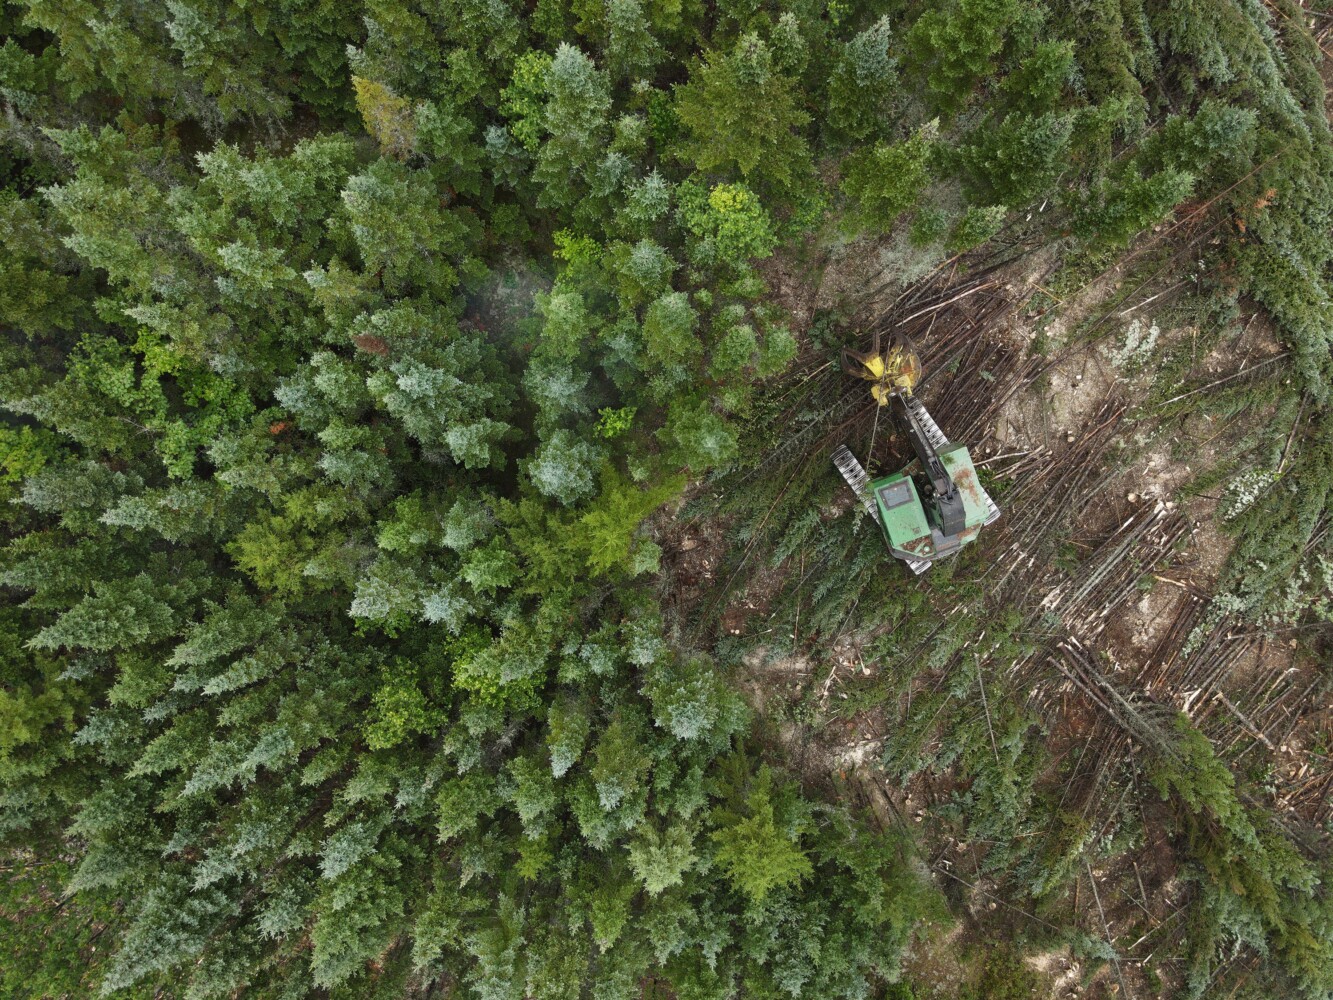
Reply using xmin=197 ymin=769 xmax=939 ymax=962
xmin=861 ymin=354 xmax=887 ymax=379
xmin=882 ymin=344 xmax=921 ymax=394
xmin=842 ymin=337 xmax=922 ymax=404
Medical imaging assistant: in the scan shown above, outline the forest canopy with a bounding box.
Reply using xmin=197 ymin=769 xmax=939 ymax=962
xmin=2 ymin=0 xmax=1333 ymax=998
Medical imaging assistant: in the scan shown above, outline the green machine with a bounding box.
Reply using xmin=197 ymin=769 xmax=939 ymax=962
xmin=831 ymin=336 xmax=999 ymax=574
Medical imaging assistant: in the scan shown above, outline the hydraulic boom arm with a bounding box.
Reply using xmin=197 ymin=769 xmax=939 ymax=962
xmin=898 ymin=394 xmax=967 ymax=537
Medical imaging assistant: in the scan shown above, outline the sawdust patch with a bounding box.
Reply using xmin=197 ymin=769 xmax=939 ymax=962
xmin=1025 ymin=946 xmax=1086 ymax=1000
xmin=1126 ymin=584 xmax=1187 ymax=652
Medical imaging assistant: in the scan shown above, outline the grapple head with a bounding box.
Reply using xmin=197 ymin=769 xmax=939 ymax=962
xmin=842 ymin=335 xmax=921 ymax=405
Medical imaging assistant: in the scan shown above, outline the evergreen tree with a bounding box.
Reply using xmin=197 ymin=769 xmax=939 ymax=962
xmin=710 ymin=765 xmax=813 ymax=904
xmin=826 ymin=16 xmax=898 ymax=143
xmin=906 ymin=0 xmax=1020 ymax=116
xmin=957 ymin=111 xmax=1073 ymax=206
xmin=533 ymin=43 xmax=613 ymax=208
xmin=840 ymin=122 xmax=937 ymax=233
xmin=674 ymin=34 xmax=811 ymax=191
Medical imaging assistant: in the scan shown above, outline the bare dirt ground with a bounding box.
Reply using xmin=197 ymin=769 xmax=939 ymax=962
xmin=695 ymin=232 xmax=1321 ymax=1000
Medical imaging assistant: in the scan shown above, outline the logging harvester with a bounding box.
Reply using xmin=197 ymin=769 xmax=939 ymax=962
xmin=832 ymin=334 xmax=1000 ymax=574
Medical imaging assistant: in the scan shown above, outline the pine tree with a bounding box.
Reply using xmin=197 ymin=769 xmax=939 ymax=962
xmin=674 ymin=34 xmax=811 ymax=191
xmin=534 ymin=44 xmax=613 ymax=208
xmin=710 ymin=765 xmax=812 ymax=904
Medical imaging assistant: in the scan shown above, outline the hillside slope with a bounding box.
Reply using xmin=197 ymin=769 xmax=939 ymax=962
xmin=1 ymin=1 xmax=1331 ymax=998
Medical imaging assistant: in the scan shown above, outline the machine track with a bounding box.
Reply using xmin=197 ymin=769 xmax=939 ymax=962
xmin=831 ymin=444 xmax=876 ymax=517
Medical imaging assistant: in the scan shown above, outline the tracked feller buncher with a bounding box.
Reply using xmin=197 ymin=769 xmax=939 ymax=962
xmin=831 ymin=334 xmax=1000 ymax=574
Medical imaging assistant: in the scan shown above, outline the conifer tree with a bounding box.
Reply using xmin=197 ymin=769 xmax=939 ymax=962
xmin=674 ymin=34 xmax=811 ymax=191
xmin=534 ymin=43 xmax=613 ymax=208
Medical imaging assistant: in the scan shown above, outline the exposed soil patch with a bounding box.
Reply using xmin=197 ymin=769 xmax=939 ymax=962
xmin=1025 ymin=946 xmax=1096 ymax=1000
xmin=992 ymin=350 xmax=1115 ymax=454
xmin=697 ymin=242 xmax=1309 ymax=1000
xmin=469 ymin=263 xmax=549 ymax=336
xmin=900 ymin=921 xmax=971 ymax=1000
xmin=755 ymin=235 xmax=827 ymax=335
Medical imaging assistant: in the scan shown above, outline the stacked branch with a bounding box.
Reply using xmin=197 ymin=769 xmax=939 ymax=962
xmin=1042 ymin=503 xmax=1191 ymax=642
